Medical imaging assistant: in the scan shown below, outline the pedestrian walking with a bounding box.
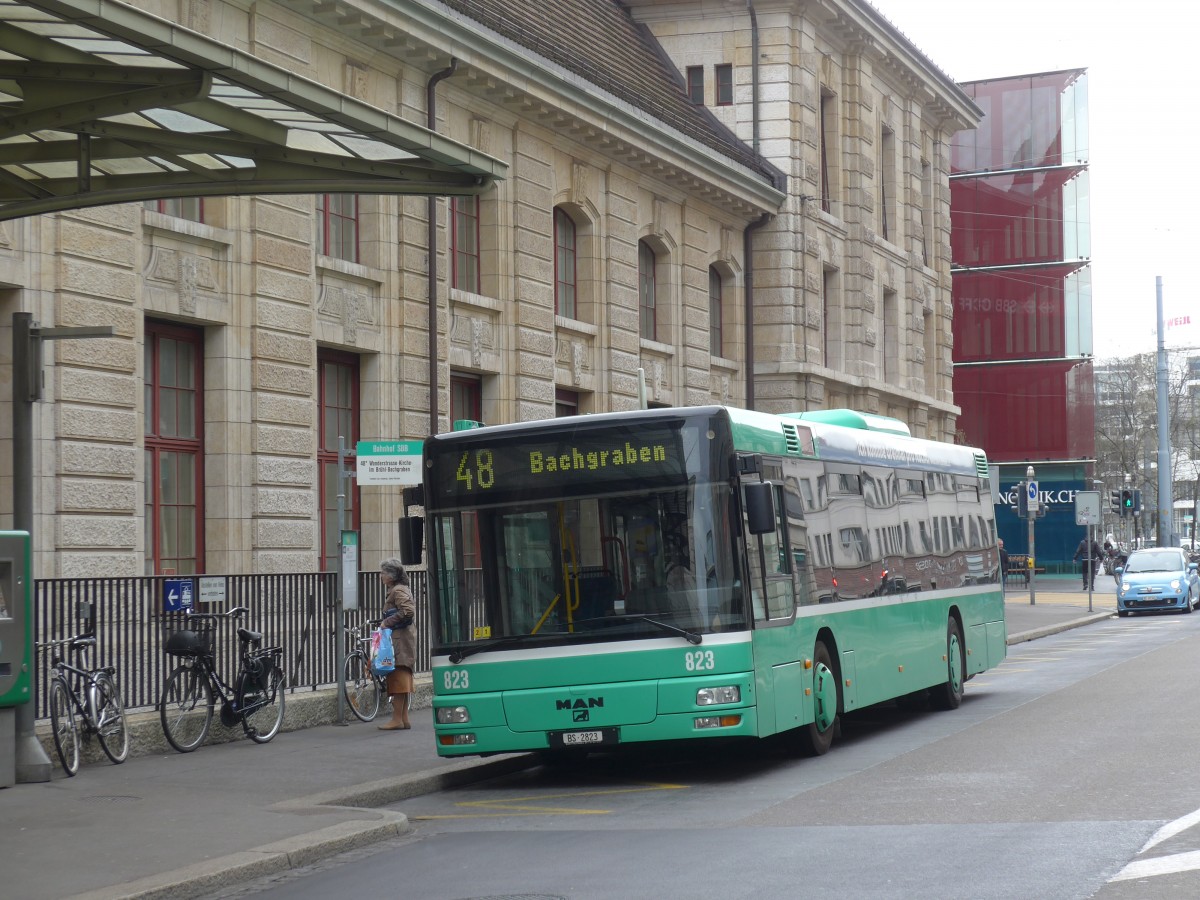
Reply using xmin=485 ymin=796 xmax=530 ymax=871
xmin=1072 ymin=536 xmax=1103 ymax=591
xmin=377 ymin=557 xmax=417 ymax=730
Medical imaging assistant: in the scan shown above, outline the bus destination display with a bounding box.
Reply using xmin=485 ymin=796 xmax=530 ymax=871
xmin=430 ymin=426 xmax=687 ymax=504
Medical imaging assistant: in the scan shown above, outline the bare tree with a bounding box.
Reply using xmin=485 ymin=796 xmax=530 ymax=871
xmin=1095 ymin=352 xmax=1199 ymax=542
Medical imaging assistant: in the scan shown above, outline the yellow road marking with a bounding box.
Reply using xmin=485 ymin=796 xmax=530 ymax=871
xmin=411 ymin=781 xmax=687 ymax=820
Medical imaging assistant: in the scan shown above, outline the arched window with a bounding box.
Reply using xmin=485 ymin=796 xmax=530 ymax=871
xmin=709 ymin=266 xmax=723 ymax=356
xmin=638 ymin=239 xmax=657 ymax=340
xmin=554 ymin=207 xmax=577 ymax=318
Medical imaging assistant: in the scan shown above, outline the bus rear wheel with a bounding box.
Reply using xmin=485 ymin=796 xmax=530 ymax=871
xmin=930 ymin=617 xmax=965 ymax=711
xmin=794 ymin=640 xmax=839 ymax=756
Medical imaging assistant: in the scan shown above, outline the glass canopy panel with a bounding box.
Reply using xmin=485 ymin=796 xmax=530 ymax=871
xmin=334 ymin=134 xmax=419 ymax=161
xmin=141 ymin=109 xmax=226 ymax=133
xmin=92 ymin=157 xmax=170 ymax=175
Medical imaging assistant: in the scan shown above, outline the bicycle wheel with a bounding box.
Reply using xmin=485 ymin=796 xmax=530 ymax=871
xmin=344 ymin=651 xmax=383 ymax=722
xmin=160 ymin=663 xmax=214 ymax=753
xmin=49 ymin=678 xmax=80 ymax=776
xmin=240 ymin=660 xmax=285 ymax=744
xmin=93 ymin=672 xmax=130 ymax=764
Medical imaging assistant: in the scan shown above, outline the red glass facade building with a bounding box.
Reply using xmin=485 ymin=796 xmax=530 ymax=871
xmin=950 ymin=70 xmax=1092 ymax=568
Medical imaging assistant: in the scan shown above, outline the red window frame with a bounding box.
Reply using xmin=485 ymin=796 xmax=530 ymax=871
xmin=715 ymin=64 xmax=733 ymax=106
xmin=318 ymin=351 xmax=360 ymax=572
xmin=686 ymin=66 xmax=704 ymax=104
xmin=553 ymin=207 xmax=577 ymax=318
xmin=556 ymin=388 xmax=579 ymax=418
xmin=145 ymin=321 xmax=204 ymax=575
xmin=144 ymin=198 xmax=204 ymax=223
xmin=638 ymin=240 xmax=657 ymax=341
xmin=451 ymin=196 xmax=481 ymax=292
xmin=317 ymin=194 xmax=360 ymax=263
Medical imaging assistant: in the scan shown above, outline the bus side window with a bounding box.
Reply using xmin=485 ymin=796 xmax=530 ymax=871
xmin=755 ymin=483 xmax=795 ymax=619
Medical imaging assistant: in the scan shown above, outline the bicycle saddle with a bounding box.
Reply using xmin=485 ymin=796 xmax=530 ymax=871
xmin=236 ymin=627 xmax=262 ymax=646
xmin=71 ymin=636 xmax=97 ymax=650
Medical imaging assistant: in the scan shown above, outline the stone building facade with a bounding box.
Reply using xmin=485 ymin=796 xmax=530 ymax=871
xmin=629 ymin=0 xmax=979 ymax=435
xmin=0 ymin=0 xmax=978 ymax=578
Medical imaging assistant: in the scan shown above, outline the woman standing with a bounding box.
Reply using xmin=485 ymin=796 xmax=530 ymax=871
xmin=377 ymin=557 xmax=416 ymax=730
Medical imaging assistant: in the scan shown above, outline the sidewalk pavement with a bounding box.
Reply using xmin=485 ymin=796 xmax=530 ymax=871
xmin=0 ymin=581 xmax=1117 ymax=900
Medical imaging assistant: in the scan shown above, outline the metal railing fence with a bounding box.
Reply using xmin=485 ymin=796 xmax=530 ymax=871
xmin=33 ymin=570 xmax=441 ymax=719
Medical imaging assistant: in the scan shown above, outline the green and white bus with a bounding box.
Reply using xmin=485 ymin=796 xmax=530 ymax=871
xmin=409 ymin=405 xmax=1006 ymax=757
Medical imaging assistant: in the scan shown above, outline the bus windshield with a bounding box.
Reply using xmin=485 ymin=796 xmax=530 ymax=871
xmin=427 ymin=413 xmax=745 ymax=653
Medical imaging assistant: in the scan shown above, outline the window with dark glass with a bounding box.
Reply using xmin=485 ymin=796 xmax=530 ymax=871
xmin=880 ymin=126 xmax=895 ymax=240
xmin=687 ymin=66 xmax=704 ymax=105
xmin=144 ymin=198 xmax=203 ymax=223
xmin=451 ymin=196 xmax=480 ymax=293
xmin=318 ymin=352 xmax=359 ymax=571
xmin=317 ymin=194 xmax=359 ymax=263
xmin=709 ymin=266 xmax=723 ymax=357
xmin=638 ymin=240 xmax=657 ymax=341
xmin=715 ymin=64 xmax=733 ymax=106
xmin=145 ymin=321 xmax=204 ymax=575
xmin=555 ymin=388 xmax=579 ymax=418
xmin=554 ymin=207 xmax=576 ymax=318
xmin=819 ymin=89 xmax=835 ymax=213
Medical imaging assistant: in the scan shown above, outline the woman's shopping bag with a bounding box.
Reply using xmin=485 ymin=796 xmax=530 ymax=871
xmin=370 ymin=627 xmax=396 ymax=676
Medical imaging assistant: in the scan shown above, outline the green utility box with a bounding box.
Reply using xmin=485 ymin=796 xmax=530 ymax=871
xmin=0 ymin=531 xmax=31 ymax=708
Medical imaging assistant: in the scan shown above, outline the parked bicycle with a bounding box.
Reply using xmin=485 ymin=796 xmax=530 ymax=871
xmin=342 ymin=618 xmax=385 ymax=722
xmin=40 ymin=634 xmax=129 ymax=775
xmin=160 ymin=606 xmax=285 ymax=752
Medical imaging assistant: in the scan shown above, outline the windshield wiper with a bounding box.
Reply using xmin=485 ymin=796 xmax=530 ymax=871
xmin=448 ymin=636 xmax=533 ymax=664
xmin=574 ymin=614 xmax=703 ymax=645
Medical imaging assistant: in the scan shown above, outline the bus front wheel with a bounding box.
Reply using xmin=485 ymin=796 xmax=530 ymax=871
xmin=794 ymin=640 xmax=839 ymax=756
xmin=930 ymin=617 xmax=965 ymax=711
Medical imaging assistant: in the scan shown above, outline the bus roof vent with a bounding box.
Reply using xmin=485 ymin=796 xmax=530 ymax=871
xmin=780 ymin=421 xmax=815 ymax=456
xmin=782 ymin=422 xmax=801 ymax=455
xmin=974 ymin=452 xmax=989 ymax=479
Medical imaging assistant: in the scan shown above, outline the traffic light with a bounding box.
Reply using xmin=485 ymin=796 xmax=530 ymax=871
xmin=1132 ymin=489 xmax=1142 ymax=515
xmin=1121 ymin=489 xmax=1134 ymax=516
xmin=1016 ymin=481 xmax=1028 ymax=518
xmin=1110 ymin=490 xmax=1122 ymax=515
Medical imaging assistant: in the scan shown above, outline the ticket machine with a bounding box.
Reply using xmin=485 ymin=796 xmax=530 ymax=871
xmin=0 ymin=531 xmax=30 ymax=787
xmin=0 ymin=531 xmax=31 ymax=708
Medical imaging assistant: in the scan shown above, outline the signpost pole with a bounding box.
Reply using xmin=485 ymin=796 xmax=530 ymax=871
xmin=1026 ymin=468 xmax=1038 ymax=606
xmin=335 ymin=436 xmax=347 ymax=725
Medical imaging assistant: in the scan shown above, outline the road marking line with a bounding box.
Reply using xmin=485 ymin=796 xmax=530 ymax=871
xmin=1140 ymin=806 xmax=1200 ymax=853
xmin=410 ymin=782 xmax=687 ymax=820
xmin=1111 ymin=850 xmax=1200 ymax=882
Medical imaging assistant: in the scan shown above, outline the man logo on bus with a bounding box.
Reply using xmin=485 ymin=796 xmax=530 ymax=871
xmin=557 ymin=697 xmax=603 ymax=713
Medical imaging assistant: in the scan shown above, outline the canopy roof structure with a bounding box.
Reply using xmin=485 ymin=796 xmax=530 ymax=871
xmin=0 ymin=0 xmax=506 ymax=221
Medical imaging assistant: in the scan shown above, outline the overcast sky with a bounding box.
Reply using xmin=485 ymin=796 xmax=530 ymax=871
xmin=866 ymin=0 xmax=1197 ymax=359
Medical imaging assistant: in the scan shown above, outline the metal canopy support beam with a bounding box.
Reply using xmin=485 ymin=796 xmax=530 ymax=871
xmin=0 ymin=1 xmax=506 ymax=221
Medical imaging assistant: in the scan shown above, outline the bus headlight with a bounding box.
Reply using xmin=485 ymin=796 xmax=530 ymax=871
xmin=696 ymin=686 xmax=740 ymax=706
xmin=436 ymin=706 xmax=471 ymax=724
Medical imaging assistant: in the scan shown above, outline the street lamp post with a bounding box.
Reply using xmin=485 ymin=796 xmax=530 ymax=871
xmin=1027 ymin=465 xmax=1037 ymax=606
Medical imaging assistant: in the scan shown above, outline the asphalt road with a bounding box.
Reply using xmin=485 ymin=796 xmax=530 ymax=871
xmin=208 ymin=611 xmax=1200 ymax=900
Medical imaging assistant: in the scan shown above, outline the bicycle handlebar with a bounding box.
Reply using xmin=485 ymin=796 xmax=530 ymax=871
xmin=36 ymin=634 xmax=96 ymax=651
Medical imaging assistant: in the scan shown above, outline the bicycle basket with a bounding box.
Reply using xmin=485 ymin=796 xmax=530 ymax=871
xmin=164 ymin=624 xmax=215 ymax=657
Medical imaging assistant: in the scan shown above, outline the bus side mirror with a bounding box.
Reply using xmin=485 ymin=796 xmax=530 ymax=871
xmin=744 ymin=482 xmax=776 ymax=535
xmin=398 ymin=516 xmax=424 ymax=565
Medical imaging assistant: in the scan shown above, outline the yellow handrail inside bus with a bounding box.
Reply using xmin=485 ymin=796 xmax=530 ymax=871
xmin=530 ymin=594 xmax=560 ymax=635
xmin=557 ymin=503 xmax=580 ymax=632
